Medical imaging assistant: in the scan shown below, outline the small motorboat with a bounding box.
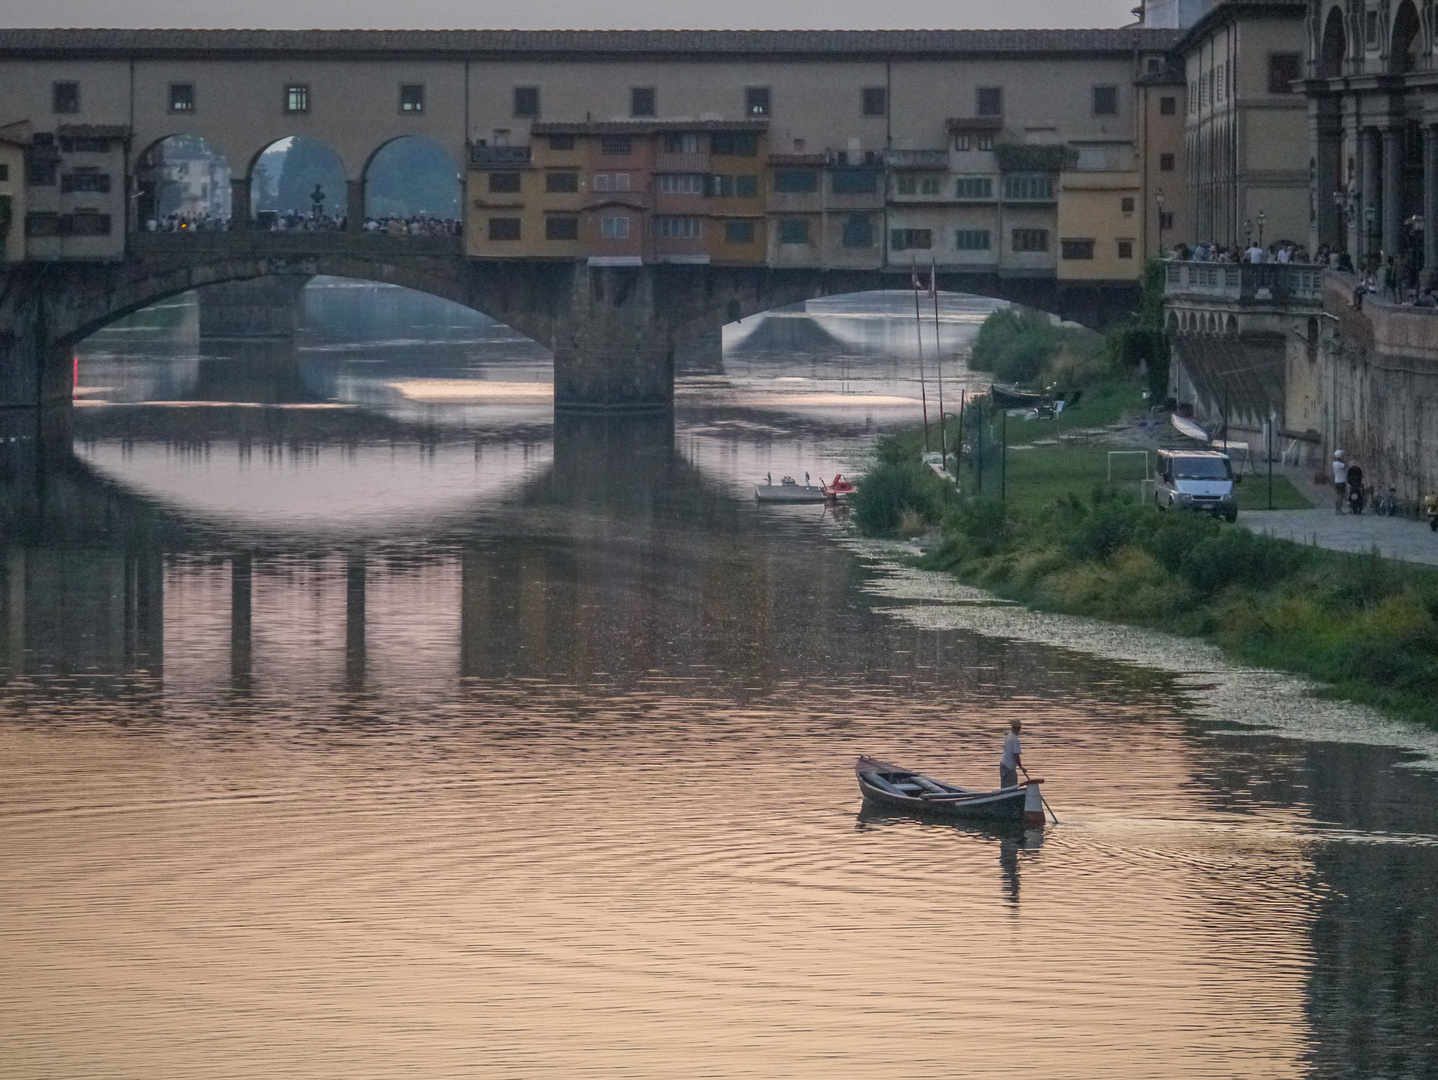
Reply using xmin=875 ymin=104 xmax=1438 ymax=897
xmin=855 ymin=755 xmax=1046 ymax=826
xmin=755 ymin=473 xmax=828 ymax=504
xmin=822 ymin=474 xmax=858 ymax=502
xmin=989 ymin=383 xmax=1048 ymax=410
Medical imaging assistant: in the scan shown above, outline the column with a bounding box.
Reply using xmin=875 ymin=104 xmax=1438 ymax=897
xmin=346 ymin=178 xmax=365 ymax=232
xmin=1361 ymin=128 xmax=1382 ymax=259
xmin=1425 ymin=126 xmax=1438 ymax=276
xmin=1383 ymin=126 xmax=1403 ymax=257
xmin=230 ymin=176 xmax=252 ymax=230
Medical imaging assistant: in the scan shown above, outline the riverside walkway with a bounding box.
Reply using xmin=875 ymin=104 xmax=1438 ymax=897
xmin=1239 ymin=509 xmax=1438 ymax=568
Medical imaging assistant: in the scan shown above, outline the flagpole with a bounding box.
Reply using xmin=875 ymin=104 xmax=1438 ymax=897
xmin=911 ymin=254 xmax=930 ymax=453
xmin=931 ymin=258 xmax=946 ymax=469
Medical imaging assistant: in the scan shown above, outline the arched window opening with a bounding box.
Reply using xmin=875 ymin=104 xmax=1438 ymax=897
xmin=1319 ymin=7 xmax=1348 ymax=79
xmin=251 ymin=137 xmax=347 ymax=230
xmin=1391 ymin=1 xmax=1422 ymax=74
xmin=136 ymin=135 xmax=232 ymax=231
xmin=363 ymin=136 xmax=461 ymax=234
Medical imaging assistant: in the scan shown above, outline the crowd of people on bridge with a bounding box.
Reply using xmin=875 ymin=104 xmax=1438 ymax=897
xmin=146 ymin=213 xmax=231 ymax=232
xmin=143 ymin=209 xmax=463 ymax=237
xmin=1165 ymin=240 xmax=1321 ymax=265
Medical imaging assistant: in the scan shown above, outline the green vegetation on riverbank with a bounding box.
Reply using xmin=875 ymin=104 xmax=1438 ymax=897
xmin=856 ymin=418 xmax=1438 ymax=724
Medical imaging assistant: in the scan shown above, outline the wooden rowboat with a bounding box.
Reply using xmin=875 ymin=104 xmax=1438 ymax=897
xmin=856 ymin=755 xmax=1046 ymax=826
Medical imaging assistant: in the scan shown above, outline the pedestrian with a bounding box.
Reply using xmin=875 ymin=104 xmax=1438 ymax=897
xmin=1000 ymin=718 xmax=1023 ymax=790
xmin=1332 ymin=449 xmax=1348 ymax=514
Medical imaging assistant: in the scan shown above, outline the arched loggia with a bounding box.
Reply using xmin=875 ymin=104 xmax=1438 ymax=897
xmin=1319 ymin=5 xmax=1347 ymax=79
xmin=249 ymin=136 xmax=348 ymax=226
xmin=361 ymin=136 xmax=461 ymax=226
xmin=135 ymin=135 xmax=232 ymax=229
xmin=1391 ymin=0 xmax=1422 ymax=74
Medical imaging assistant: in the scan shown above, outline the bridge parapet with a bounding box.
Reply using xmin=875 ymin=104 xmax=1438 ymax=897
xmin=1163 ymin=260 xmax=1323 ymax=305
xmin=128 ymin=232 xmax=463 ymax=259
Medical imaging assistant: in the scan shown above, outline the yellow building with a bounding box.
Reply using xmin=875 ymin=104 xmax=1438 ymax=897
xmin=1057 ymin=170 xmax=1143 ymax=281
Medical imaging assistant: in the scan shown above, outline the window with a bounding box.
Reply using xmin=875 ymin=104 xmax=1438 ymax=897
xmin=400 ymin=84 xmax=424 ymax=113
xmin=1121 ymin=197 xmax=1135 ymax=214
xmin=831 ymin=169 xmax=878 ymax=195
xmin=1147 ymin=58 xmax=1162 ymax=74
xmin=955 ymin=229 xmax=991 ymax=251
xmin=777 ymin=218 xmax=810 ymax=244
xmin=61 ymin=172 xmax=111 ymax=193
xmin=724 ymin=219 xmax=758 ymax=244
xmin=735 ymin=174 xmax=759 ymax=198
xmin=745 ymin=87 xmax=770 ymax=117
xmin=600 ymin=135 xmax=633 ymax=157
xmin=631 ymin=87 xmax=656 ymax=117
xmin=897 ymin=175 xmax=917 ymax=195
xmin=774 ymin=169 xmax=819 ymax=194
xmin=954 ymin=134 xmax=971 ymax=152
xmin=1011 ymin=228 xmax=1049 ymax=252
xmin=890 ymin=228 xmax=933 ymax=251
xmin=1003 ymin=174 xmax=1054 ymax=201
xmin=488 ymin=217 xmax=521 ymax=241
xmin=548 ymin=134 xmax=575 ymax=151
xmin=0 ymin=165 xmax=8 ymax=181
xmin=920 ymin=176 xmax=941 ymax=195
xmin=25 ymin=212 xmax=60 ymax=236
xmin=1159 ymin=210 xmax=1175 ymax=231
xmin=662 ymin=132 xmax=700 ymax=154
xmin=654 ymin=216 xmax=702 ymax=239
xmin=600 ymin=215 xmax=630 ymax=239
xmin=977 ymin=87 xmax=1003 ymax=116
xmin=1190 ymin=81 xmax=1198 ymax=112
xmin=169 ymin=83 xmax=195 ymax=113
xmin=1160 ymin=95 xmax=1177 ymax=116
xmin=1216 ymin=64 xmax=1225 ymax=101
xmin=1093 ymin=85 xmax=1119 ymax=116
xmin=591 ymin=172 xmax=632 ymax=192
xmin=25 ymin=160 xmax=57 ymax=187
xmin=1117 ymin=239 xmax=1134 ymax=259
xmin=284 ymin=84 xmax=310 ymax=113
xmin=488 ymin=172 xmax=522 ymax=194
xmin=711 ymin=130 xmax=758 ymax=156
xmin=842 ymin=214 xmax=874 ymax=247
xmin=1366 ymin=9 xmax=1379 ymax=45
xmin=546 ymin=215 xmax=579 ymax=240
xmin=861 ymin=87 xmax=887 ymax=116
xmin=1061 ymin=239 xmax=1095 ymax=260
xmin=955 ymin=176 xmax=993 ymax=199
xmin=976 ymin=134 xmax=994 ymax=152
xmin=1269 ymin=53 xmax=1302 ymax=93
xmin=67 ymin=211 xmax=111 ymax=236
xmin=513 ymin=86 xmax=540 ymax=118
xmin=1160 ymin=152 xmax=1176 ymax=171
xmin=658 ymin=173 xmax=705 ymax=194
xmin=546 ymin=170 xmax=579 ymax=193
xmin=52 ymin=82 xmax=79 ymax=114
xmin=710 ymin=174 xmax=733 ymax=197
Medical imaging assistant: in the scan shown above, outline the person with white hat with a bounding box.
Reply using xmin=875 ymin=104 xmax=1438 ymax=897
xmin=1332 ymin=450 xmax=1348 ymax=514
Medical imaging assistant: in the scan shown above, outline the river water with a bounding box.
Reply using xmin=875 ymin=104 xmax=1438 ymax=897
xmin=1 ymin=282 xmax=1436 ymax=1079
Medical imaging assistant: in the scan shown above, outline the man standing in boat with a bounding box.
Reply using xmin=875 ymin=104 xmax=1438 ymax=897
xmin=1000 ymin=719 xmax=1023 ymax=790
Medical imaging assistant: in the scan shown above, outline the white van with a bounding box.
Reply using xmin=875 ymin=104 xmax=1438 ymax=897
xmin=1153 ymin=449 xmax=1239 ymax=522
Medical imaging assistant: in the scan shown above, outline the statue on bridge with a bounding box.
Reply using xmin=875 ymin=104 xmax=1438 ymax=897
xmin=310 ymin=183 xmax=326 ymax=217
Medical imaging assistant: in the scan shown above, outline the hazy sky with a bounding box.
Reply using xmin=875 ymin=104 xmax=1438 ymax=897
xmin=0 ymin=0 xmax=1139 ymax=31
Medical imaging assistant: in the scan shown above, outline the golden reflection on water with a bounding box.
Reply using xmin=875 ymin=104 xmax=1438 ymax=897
xmin=0 ymin=550 xmax=1323 ymax=1079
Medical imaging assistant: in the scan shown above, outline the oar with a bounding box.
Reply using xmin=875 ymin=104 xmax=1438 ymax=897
xmin=1021 ymin=766 xmax=1060 ymax=825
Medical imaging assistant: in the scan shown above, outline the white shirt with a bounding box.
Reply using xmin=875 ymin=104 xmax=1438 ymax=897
xmin=1332 ymin=459 xmax=1348 ymax=484
xmin=1247 ymin=245 xmax=1267 ymax=263
xmin=1001 ymin=732 xmax=1021 ymax=769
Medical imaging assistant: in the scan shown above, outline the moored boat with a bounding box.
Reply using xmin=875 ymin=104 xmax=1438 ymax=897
xmin=989 ymin=383 xmax=1048 ymax=410
xmin=822 ymin=474 xmax=858 ymax=501
xmin=755 ymin=475 xmax=828 ymax=503
xmin=855 ymin=755 xmax=1046 ymax=826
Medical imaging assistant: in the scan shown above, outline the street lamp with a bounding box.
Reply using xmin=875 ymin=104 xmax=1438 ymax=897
xmin=1257 ymin=210 xmax=1267 ymax=247
xmin=1244 ymin=218 xmax=1253 ymax=245
xmin=1156 ymin=189 xmax=1166 ymax=255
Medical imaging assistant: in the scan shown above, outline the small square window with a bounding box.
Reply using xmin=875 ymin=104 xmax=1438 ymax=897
xmin=546 ymin=215 xmax=579 ymax=240
xmin=1117 ymin=239 xmax=1135 ymax=259
xmin=861 ymin=87 xmax=887 ymax=117
xmin=842 ymin=214 xmax=873 ymax=247
xmin=169 ymin=83 xmax=195 ymax=113
xmin=489 ymin=172 xmax=522 ymax=194
xmin=600 ymin=215 xmax=630 ymax=239
xmin=977 ymin=134 xmax=994 ymax=152
xmin=600 ymin=135 xmax=633 ymax=157
xmin=1268 ymin=53 xmax=1303 ymax=93
xmin=630 ymin=87 xmax=656 ymax=117
xmin=400 ymin=84 xmax=425 ymax=113
xmin=1147 ymin=58 xmax=1162 ymax=74
xmin=514 ymin=86 xmax=540 ymax=118
xmin=976 ymin=87 xmax=1002 ymax=116
xmin=1160 ymin=152 xmax=1176 ymax=171
xmin=488 ymin=217 xmax=521 ymax=241
xmin=777 ymin=218 xmax=810 ymax=244
xmin=52 ymin=82 xmax=79 ymax=114
xmin=724 ymin=219 xmax=757 ymax=244
xmin=546 ymin=171 xmax=579 ymax=193
xmin=1061 ymin=238 xmax=1095 ymax=260
xmin=1121 ymin=197 xmax=1135 ymax=214
xmin=1160 ymin=96 xmax=1177 ymax=116
xmin=548 ymin=134 xmax=575 ymax=151
xmin=897 ymin=175 xmax=917 ymax=195
xmin=745 ymin=87 xmax=771 ymax=117
xmin=285 ymin=84 xmax=310 ymax=113
xmin=954 ymin=134 xmax=971 ymax=152
xmin=1093 ymin=85 xmax=1119 ymax=116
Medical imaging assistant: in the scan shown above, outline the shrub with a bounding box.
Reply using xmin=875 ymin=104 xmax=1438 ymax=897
xmin=853 ymin=461 xmax=958 ymax=536
xmin=970 ymin=309 xmax=1061 ymax=385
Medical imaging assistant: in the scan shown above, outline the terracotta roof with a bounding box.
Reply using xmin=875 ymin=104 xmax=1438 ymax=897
xmin=0 ymin=27 xmax=1182 ymax=59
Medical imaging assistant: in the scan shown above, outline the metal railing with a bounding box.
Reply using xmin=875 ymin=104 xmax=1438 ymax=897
xmin=1163 ymin=260 xmax=1323 ymax=303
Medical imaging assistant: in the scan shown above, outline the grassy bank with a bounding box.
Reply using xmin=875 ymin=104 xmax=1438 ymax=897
xmin=855 ymin=421 xmax=1438 ymax=724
